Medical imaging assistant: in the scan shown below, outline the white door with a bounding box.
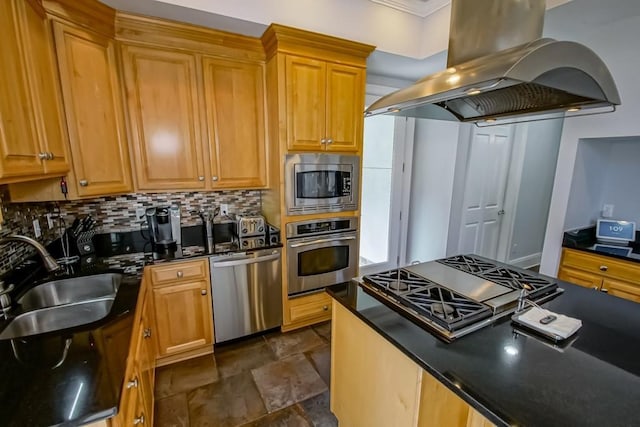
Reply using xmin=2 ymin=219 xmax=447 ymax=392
xmin=359 ymin=113 xmax=413 ymax=275
xmin=458 ymin=126 xmax=514 ymax=258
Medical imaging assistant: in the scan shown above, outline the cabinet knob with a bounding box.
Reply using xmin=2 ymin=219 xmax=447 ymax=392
xmin=201 ymin=289 xmax=207 ymax=296
xmin=212 ymin=176 xmax=219 ymax=181
xmin=198 ymin=176 xmax=205 ymax=181
xmin=322 ymin=305 xmax=328 ymax=311
xmin=79 ymin=180 xmax=88 ymax=187
xmin=321 ymin=138 xmax=327 ymax=144
xmin=599 ymin=265 xmax=608 ymax=271
xmin=326 ymin=139 xmax=333 ymax=145
xmin=176 ymin=271 xmax=183 ymax=278
xmin=143 ymin=328 xmax=152 ymax=339
xmin=601 ymin=288 xmax=609 ymax=293
xmin=133 ymin=413 xmax=145 ymax=425
xmin=48 ymin=152 xmax=54 ymax=160
xmin=38 ymin=152 xmax=48 ymax=160
xmin=126 ymin=377 xmax=139 ymax=389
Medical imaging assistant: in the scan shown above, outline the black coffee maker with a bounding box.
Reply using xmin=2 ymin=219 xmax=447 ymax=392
xmin=145 ymin=205 xmax=181 ymax=259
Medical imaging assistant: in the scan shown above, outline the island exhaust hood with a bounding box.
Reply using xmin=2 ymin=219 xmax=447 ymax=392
xmin=365 ymin=0 xmax=621 ymax=124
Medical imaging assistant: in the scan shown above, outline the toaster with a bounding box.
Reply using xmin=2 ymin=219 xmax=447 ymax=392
xmin=235 ymin=215 xmax=266 ymax=238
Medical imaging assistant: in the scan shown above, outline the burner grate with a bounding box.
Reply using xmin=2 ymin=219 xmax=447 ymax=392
xmin=436 ymin=254 xmax=498 ymax=274
xmin=402 ymin=286 xmax=492 ymax=331
xmin=363 ymin=268 xmax=434 ymax=294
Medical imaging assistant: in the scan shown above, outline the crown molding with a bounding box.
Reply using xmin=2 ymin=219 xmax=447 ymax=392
xmin=368 ymin=0 xmax=449 ymax=18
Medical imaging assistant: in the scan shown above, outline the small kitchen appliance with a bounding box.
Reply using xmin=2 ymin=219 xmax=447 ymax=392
xmin=145 ymin=205 xmax=181 ymax=259
xmin=235 ymin=215 xmax=266 ymax=238
xmin=285 ymin=153 xmax=359 ymax=215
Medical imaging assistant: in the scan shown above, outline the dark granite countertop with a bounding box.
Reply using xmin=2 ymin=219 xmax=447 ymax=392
xmin=0 ymin=266 xmax=141 ymax=427
xmin=563 ymin=226 xmax=640 ymax=264
xmin=328 ymin=280 xmax=640 ymax=427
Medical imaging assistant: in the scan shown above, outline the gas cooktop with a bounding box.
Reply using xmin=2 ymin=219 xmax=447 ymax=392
xmin=360 ymin=254 xmax=562 ymax=341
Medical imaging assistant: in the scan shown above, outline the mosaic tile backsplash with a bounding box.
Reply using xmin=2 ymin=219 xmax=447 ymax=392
xmin=0 ymin=189 xmax=262 ymax=274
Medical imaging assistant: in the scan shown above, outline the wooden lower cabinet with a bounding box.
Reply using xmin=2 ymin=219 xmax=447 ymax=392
xmin=283 ymin=291 xmax=332 ymax=332
xmin=331 ymin=301 xmax=495 ymax=427
xmin=558 ymin=248 xmax=640 ymax=304
xmin=148 ymin=259 xmax=214 ymax=365
xmin=115 ymin=276 xmax=155 ymax=427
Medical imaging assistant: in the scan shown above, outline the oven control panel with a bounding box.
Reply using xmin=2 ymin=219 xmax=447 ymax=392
xmin=286 ymin=217 xmax=358 ymax=239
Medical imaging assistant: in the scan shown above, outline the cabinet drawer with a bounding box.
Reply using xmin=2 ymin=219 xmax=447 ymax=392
xmin=289 ymin=292 xmax=332 ymax=323
xmin=149 ymin=259 xmax=208 ymax=286
xmin=561 ymin=249 xmax=640 ymax=283
xmin=602 ymin=278 xmax=640 ymax=304
xmin=558 ymin=266 xmax=602 ymax=289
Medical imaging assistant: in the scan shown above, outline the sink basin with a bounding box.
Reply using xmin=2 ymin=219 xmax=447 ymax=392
xmin=0 ymin=297 xmax=115 ymax=340
xmin=18 ymin=273 xmax=122 ymax=311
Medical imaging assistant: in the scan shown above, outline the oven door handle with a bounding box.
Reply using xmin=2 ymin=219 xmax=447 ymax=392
xmin=289 ymin=236 xmax=357 ymax=248
xmin=211 ymin=253 xmax=280 ymax=268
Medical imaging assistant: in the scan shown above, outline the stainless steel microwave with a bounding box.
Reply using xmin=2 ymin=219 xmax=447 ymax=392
xmin=284 ymin=153 xmax=359 ymax=215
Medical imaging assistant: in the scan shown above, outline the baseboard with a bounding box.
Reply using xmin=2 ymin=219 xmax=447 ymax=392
xmin=508 ymin=253 xmax=542 ymax=269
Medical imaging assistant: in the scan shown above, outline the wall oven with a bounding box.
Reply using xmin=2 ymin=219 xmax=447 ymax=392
xmin=286 ymin=217 xmax=358 ymax=296
xmin=285 ymin=153 xmax=359 ymax=215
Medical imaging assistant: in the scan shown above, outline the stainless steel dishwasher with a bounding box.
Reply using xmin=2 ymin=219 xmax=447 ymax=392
xmin=210 ymin=248 xmax=282 ymax=343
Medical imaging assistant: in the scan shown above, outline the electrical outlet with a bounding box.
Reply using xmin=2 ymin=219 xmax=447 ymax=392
xmin=220 ymin=204 xmax=229 ymax=217
xmin=136 ymin=208 xmax=147 ymax=220
xmin=602 ymin=204 xmax=614 ymax=218
xmin=33 ymin=219 xmax=41 ymax=238
xmin=46 ymin=213 xmax=55 ymax=229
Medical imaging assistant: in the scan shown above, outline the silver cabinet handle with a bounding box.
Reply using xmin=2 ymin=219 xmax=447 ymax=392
xmin=322 ymin=305 xmax=329 ymax=311
xmin=321 ymin=138 xmax=327 ymax=144
xmin=601 ymin=288 xmax=609 ymax=293
xmin=38 ymin=152 xmax=48 ymax=160
xmin=48 ymin=152 xmax=54 ymax=160
xmin=198 ymin=176 xmax=205 ymax=181
xmin=599 ymin=265 xmax=608 ymax=271
xmin=133 ymin=413 xmax=145 ymax=425
xmin=212 ymin=176 xmax=219 ymax=181
xmin=326 ymin=138 xmax=333 ymax=144
xmin=143 ymin=328 xmax=152 ymax=339
xmin=176 ymin=271 xmax=183 ymax=278
xmin=126 ymin=377 xmax=138 ymax=389
xmin=201 ymin=289 xmax=207 ymax=295
xmin=79 ymin=180 xmax=88 ymax=187
xmin=212 ymin=253 xmax=280 ymax=268
xmin=289 ymin=236 xmax=357 ymax=248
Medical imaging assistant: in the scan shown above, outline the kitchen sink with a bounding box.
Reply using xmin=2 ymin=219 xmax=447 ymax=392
xmin=0 ymin=297 xmax=115 ymax=340
xmin=18 ymin=273 xmax=122 ymax=311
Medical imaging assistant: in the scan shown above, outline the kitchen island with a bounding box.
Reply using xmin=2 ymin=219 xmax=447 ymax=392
xmin=328 ymin=279 xmax=640 ymax=426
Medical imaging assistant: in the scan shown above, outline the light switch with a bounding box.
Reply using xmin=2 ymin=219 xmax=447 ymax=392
xmin=602 ymin=204 xmax=614 ymax=218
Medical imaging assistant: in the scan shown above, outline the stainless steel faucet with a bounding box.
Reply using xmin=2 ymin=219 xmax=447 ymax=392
xmin=0 ymin=234 xmax=60 ymax=273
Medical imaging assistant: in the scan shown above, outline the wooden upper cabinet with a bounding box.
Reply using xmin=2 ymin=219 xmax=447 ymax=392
xmin=0 ymin=0 xmax=69 ymax=181
xmin=286 ymin=56 xmax=327 ymax=151
xmin=202 ymin=57 xmax=267 ymax=189
xmin=285 ymin=55 xmax=364 ymax=153
xmin=52 ymin=21 xmax=132 ymax=196
xmin=325 ymin=63 xmax=364 ymax=153
xmin=121 ymin=44 xmax=206 ymax=190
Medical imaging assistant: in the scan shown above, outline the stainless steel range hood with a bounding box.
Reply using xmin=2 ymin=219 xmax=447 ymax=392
xmin=365 ymin=0 xmax=621 ymax=123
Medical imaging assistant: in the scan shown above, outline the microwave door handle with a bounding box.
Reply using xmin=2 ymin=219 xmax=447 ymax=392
xmin=212 ymin=253 xmax=280 ymax=268
xmin=289 ymin=236 xmax=357 ymax=248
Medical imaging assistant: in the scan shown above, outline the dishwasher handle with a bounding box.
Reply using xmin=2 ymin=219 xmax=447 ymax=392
xmin=289 ymin=236 xmax=356 ymax=248
xmin=211 ymin=252 xmax=280 ymax=268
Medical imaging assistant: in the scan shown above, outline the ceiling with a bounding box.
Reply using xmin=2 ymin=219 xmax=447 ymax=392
xmin=100 ymin=0 xmax=640 ymax=82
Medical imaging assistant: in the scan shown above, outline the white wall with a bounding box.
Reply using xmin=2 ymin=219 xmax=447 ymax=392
xmin=564 ymin=137 xmax=640 ymax=230
xmin=405 ymin=119 xmax=460 ymax=263
xmin=508 ymin=120 xmax=563 ymax=263
xmin=540 ymin=15 xmax=640 ymax=275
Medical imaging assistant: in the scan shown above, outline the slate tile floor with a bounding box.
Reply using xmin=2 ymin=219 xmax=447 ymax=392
xmin=155 ymin=322 xmax=337 ymax=427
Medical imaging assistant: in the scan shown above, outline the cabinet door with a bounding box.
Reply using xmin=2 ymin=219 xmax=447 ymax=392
xmin=202 ymin=57 xmax=267 ymax=189
xmin=325 ymin=63 xmax=364 ymax=153
xmin=0 ymin=1 xmax=43 ymax=178
xmin=557 ymin=267 xmax=602 ymax=290
xmin=153 ymin=280 xmax=213 ymax=356
xmin=122 ymin=45 xmax=206 ymax=190
xmin=18 ymin=0 xmax=69 ymax=174
xmin=602 ymin=278 xmax=640 ymax=304
xmin=52 ymin=22 xmax=133 ymax=196
xmin=138 ymin=294 xmax=155 ymax=426
xmin=285 ymin=56 xmax=326 ymax=151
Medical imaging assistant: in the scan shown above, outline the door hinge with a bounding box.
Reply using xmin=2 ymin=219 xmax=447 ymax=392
xmin=399 ymin=211 xmax=402 ymax=220
xmin=402 ymin=162 xmax=405 ymax=173
xmin=396 ymin=256 xmax=400 ymax=265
